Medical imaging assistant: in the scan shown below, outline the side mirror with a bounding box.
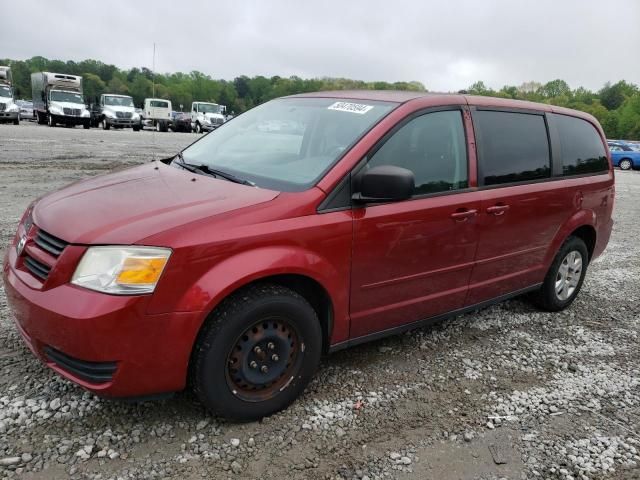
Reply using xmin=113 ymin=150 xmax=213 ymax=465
xmin=353 ymin=165 xmax=414 ymax=203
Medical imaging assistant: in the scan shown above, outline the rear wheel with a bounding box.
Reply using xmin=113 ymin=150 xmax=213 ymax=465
xmin=531 ymin=236 xmax=588 ymax=311
xmin=619 ymin=159 xmax=633 ymax=171
xmin=191 ymin=284 xmax=322 ymax=420
xmin=156 ymin=121 xmax=161 ymax=132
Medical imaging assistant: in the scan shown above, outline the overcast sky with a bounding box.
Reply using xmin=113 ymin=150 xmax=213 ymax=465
xmin=3 ymin=0 xmax=638 ymax=92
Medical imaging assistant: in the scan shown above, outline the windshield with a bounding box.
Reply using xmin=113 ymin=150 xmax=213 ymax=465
xmin=50 ymin=90 xmax=84 ymax=104
xmin=0 ymin=85 xmax=11 ymax=98
xmin=198 ymin=103 xmax=221 ymax=114
xmin=104 ymin=95 xmax=134 ymax=107
xmin=180 ymin=97 xmax=395 ymax=191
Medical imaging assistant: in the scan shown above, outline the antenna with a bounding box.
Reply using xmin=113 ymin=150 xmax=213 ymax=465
xmin=151 ymin=42 xmax=156 ymax=162
xmin=152 ymin=42 xmax=156 ymax=97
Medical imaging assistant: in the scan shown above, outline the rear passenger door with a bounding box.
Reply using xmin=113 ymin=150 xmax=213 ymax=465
xmin=466 ymin=109 xmax=565 ymax=305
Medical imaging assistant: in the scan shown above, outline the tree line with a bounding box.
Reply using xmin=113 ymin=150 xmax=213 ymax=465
xmin=1 ymin=56 xmax=638 ymax=139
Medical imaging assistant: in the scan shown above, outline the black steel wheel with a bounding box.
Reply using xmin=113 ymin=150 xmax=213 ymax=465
xmin=192 ymin=284 xmax=322 ymax=420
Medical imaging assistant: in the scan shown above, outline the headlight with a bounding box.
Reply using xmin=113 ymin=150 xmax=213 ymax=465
xmin=132 ymin=113 xmax=140 ymax=121
xmin=204 ymin=117 xmax=211 ymax=124
xmin=49 ymin=105 xmax=63 ymax=115
xmin=6 ymin=104 xmax=19 ymax=113
xmin=81 ymin=109 xmax=90 ymax=117
xmin=71 ymin=246 xmax=171 ymax=295
xmin=104 ymin=111 xmax=116 ymax=118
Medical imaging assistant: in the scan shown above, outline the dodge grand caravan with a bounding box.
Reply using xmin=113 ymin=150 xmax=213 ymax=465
xmin=3 ymin=91 xmax=614 ymax=420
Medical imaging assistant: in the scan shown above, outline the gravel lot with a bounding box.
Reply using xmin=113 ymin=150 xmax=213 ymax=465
xmin=1 ymin=122 xmax=639 ymax=480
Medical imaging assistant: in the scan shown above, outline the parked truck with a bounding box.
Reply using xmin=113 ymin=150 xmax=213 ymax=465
xmin=142 ymin=98 xmax=172 ymax=132
xmin=31 ymin=72 xmax=90 ymax=128
xmin=92 ymin=94 xmax=141 ymax=131
xmin=191 ymin=101 xmax=226 ymax=133
xmin=0 ymin=66 xmax=20 ymax=125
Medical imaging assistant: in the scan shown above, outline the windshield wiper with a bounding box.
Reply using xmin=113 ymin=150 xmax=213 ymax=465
xmin=173 ymin=153 xmax=255 ymax=186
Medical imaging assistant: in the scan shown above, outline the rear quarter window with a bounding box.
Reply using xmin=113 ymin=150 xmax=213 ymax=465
xmin=474 ymin=110 xmax=551 ymax=186
xmin=554 ymin=114 xmax=608 ymax=175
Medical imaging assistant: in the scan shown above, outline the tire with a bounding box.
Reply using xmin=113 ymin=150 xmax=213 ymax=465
xmin=13 ymin=119 xmax=19 ymax=125
xmin=195 ymin=122 xmax=201 ymax=134
xmin=133 ymin=125 xmax=141 ymax=132
xmin=191 ymin=284 xmax=322 ymax=420
xmin=531 ymin=236 xmax=589 ymax=312
xmin=47 ymin=114 xmax=55 ymax=127
xmin=101 ymin=118 xmax=110 ymax=130
xmin=155 ymin=121 xmax=161 ymax=132
xmin=619 ymin=159 xmax=633 ymax=171
xmin=83 ymin=120 xmax=90 ymax=130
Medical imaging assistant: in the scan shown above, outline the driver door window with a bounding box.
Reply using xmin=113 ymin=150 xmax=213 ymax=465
xmin=367 ymin=110 xmax=468 ymax=196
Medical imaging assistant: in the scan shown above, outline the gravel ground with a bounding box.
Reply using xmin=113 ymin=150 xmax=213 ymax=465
xmin=0 ymin=122 xmax=639 ymax=480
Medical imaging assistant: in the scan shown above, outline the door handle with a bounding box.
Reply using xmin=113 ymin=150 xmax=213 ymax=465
xmin=450 ymin=209 xmax=478 ymax=221
xmin=486 ymin=204 xmax=510 ymax=215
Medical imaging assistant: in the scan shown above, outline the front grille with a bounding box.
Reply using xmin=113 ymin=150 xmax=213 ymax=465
xmin=24 ymin=256 xmax=51 ymax=280
xmin=63 ymin=108 xmax=81 ymax=116
xmin=44 ymin=346 xmax=117 ymax=384
xmin=23 ymin=228 xmax=69 ymax=281
xmin=34 ymin=229 xmax=68 ymax=257
xmin=212 ymin=117 xmax=224 ymax=125
xmin=115 ymin=111 xmax=132 ymax=119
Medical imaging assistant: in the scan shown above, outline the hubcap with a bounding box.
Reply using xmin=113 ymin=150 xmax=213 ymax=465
xmin=226 ymin=318 xmax=301 ymax=402
xmin=620 ymin=160 xmax=631 ymax=170
xmin=555 ymin=250 xmax=583 ymax=301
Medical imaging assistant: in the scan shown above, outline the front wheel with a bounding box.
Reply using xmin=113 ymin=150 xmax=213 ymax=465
xmin=531 ymin=236 xmax=588 ymax=312
xmin=619 ymin=159 xmax=633 ymax=171
xmin=191 ymin=284 xmax=322 ymax=420
xmin=195 ymin=122 xmax=202 ymax=134
xmin=47 ymin=114 xmax=55 ymax=127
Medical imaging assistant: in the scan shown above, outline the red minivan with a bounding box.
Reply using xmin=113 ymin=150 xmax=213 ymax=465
xmin=3 ymin=91 xmax=614 ymax=419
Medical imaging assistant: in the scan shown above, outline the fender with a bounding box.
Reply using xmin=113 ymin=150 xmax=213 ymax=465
xmin=173 ymin=245 xmax=350 ymax=344
xmin=543 ymin=208 xmax=595 ymax=268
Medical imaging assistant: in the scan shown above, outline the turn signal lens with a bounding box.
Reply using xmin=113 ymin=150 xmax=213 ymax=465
xmin=117 ymin=257 xmax=168 ymax=285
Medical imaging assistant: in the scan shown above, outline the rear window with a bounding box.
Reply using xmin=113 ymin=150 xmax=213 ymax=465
xmin=554 ymin=114 xmax=608 ymax=175
xmin=150 ymin=100 xmax=169 ymax=108
xmin=474 ymin=110 xmax=550 ymax=186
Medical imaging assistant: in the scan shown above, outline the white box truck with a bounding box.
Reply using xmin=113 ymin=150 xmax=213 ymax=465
xmin=143 ymin=98 xmax=172 ymax=132
xmin=31 ymin=72 xmax=91 ymax=128
xmin=0 ymin=66 xmax=20 ymax=125
xmin=191 ymin=101 xmax=226 ymax=133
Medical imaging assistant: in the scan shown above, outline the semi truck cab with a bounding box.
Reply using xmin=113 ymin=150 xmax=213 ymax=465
xmin=191 ymin=101 xmax=226 ymax=133
xmin=0 ymin=66 xmax=20 ymax=125
xmin=96 ymin=94 xmax=141 ymax=131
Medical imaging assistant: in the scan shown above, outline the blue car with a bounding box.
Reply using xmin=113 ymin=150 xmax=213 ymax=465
xmin=608 ymin=141 xmax=640 ymax=170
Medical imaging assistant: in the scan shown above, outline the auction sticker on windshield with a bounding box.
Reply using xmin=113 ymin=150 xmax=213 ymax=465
xmin=328 ymin=102 xmax=374 ymax=114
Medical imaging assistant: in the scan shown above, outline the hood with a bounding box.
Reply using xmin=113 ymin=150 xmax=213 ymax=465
xmin=33 ymin=162 xmax=280 ymax=245
xmin=104 ymin=105 xmax=135 ymax=114
xmin=50 ymin=101 xmax=88 ymax=112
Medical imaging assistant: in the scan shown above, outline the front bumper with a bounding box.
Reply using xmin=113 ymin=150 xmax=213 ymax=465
xmin=201 ymin=123 xmax=221 ymax=131
xmin=51 ymin=114 xmax=89 ymax=126
xmin=107 ymin=117 xmax=141 ymax=127
xmin=2 ymin=246 xmax=203 ymax=398
xmin=0 ymin=111 xmax=19 ymax=120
